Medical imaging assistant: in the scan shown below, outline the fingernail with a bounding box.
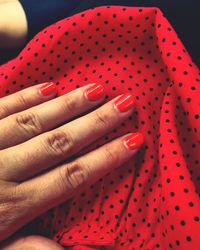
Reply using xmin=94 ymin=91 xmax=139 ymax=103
xmin=114 ymin=93 xmax=135 ymax=112
xmin=85 ymin=83 xmax=105 ymax=102
xmin=39 ymin=82 xmax=57 ymax=96
xmin=124 ymin=132 xmax=144 ymax=150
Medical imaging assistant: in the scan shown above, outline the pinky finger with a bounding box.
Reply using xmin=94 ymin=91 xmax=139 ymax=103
xmin=0 ymin=82 xmax=57 ymax=119
xmin=19 ymin=132 xmax=144 ymax=220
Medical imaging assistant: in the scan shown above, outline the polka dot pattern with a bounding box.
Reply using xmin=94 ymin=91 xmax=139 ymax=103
xmin=0 ymin=6 xmax=200 ymax=250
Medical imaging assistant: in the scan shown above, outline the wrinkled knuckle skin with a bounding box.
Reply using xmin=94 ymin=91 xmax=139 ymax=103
xmin=104 ymin=144 xmax=116 ymax=163
xmin=15 ymin=112 xmax=43 ymax=136
xmin=64 ymin=161 xmax=89 ymax=191
xmin=0 ymin=105 xmax=9 ymax=120
xmin=94 ymin=110 xmax=111 ymax=129
xmin=17 ymin=93 xmax=30 ymax=108
xmin=45 ymin=130 xmax=74 ymax=158
xmin=62 ymin=95 xmax=77 ymax=114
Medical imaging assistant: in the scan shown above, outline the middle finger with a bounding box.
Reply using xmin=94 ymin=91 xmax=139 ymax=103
xmin=0 ymin=93 xmax=135 ymax=182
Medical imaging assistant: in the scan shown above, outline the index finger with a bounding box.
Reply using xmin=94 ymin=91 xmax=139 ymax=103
xmin=0 ymin=82 xmax=57 ymax=119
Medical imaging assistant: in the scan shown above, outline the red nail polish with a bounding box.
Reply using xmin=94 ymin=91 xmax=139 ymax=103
xmin=114 ymin=93 xmax=135 ymax=112
xmin=39 ymin=82 xmax=57 ymax=96
xmin=124 ymin=132 xmax=144 ymax=150
xmin=85 ymin=83 xmax=105 ymax=101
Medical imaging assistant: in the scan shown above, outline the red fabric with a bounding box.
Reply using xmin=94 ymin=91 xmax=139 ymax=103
xmin=0 ymin=6 xmax=200 ymax=250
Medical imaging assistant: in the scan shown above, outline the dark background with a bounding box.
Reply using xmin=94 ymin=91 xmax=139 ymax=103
xmin=1 ymin=0 xmax=199 ymax=67
xmin=72 ymin=0 xmax=200 ymax=66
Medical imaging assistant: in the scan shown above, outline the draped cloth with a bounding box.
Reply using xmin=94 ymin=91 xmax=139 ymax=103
xmin=0 ymin=6 xmax=199 ymax=250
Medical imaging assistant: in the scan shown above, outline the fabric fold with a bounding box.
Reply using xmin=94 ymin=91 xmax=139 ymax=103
xmin=0 ymin=5 xmax=199 ymax=250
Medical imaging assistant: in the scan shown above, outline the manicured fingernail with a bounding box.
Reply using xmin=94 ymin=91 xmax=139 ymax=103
xmin=39 ymin=82 xmax=57 ymax=96
xmin=114 ymin=93 xmax=135 ymax=112
xmin=124 ymin=132 xmax=144 ymax=150
xmin=85 ymin=83 xmax=105 ymax=102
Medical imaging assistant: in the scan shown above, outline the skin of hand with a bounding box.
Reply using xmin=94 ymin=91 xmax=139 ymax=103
xmin=0 ymin=0 xmax=28 ymax=48
xmin=1 ymin=235 xmax=65 ymax=250
xmin=0 ymin=81 xmax=144 ymax=249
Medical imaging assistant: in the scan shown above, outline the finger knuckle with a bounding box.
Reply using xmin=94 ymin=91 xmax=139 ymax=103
xmin=62 ymin=95 xmax=77 ymax=114
xmin=45 ymin=130 xmax=74 ymax=158
xmin=15 ymin=112 xmax=43 ymax=136
xmin=0 ymin=104 xmax=9 ymax=119
xmin=63 ymin=160 xmax=89 ymax=191
xmin=104 ymin=144 xmax=116 ymax=163
xmin=17 ymin=93 xmax=30 ymax=108
xmin=94 ymin=110 xmax=111 ymax=128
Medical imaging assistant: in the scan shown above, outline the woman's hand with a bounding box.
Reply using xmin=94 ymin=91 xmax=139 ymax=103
xmin=0 ymin=81 xmax=144 ymax=242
